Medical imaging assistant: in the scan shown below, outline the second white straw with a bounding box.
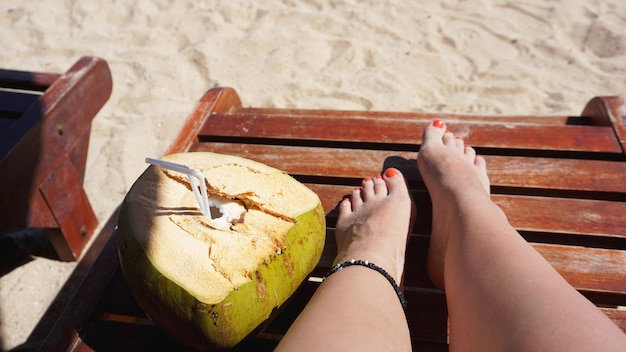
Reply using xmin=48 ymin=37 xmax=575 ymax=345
xmin=145 ymin=157 xmax=212 ymax=219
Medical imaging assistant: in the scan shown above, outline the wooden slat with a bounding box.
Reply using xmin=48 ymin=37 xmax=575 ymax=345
xmin=241 ymin=107 xmax=575 ymax=125
xmin=189 ymin=141 xmax=407 ymax=177
xmin=601 ymin=308 xmax=626 ymax=332
xmin=487 ymin=156 xmax=626 ymax=193
xmin=188 ymin=142 xmax=626 ymax=194
xmin=534 ymin=244 xmax=626 ymax=294
xmin=304 ymin=183 xmax=626 ymax=240
xmin=199 ymin=113 xmax=622 ymax=153
xmin=493 ymin=195 xmax=626 ymax=238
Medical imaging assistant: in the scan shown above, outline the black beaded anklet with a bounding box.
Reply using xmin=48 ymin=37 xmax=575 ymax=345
xmin=323 ymin=259 xmax=408 ymax=311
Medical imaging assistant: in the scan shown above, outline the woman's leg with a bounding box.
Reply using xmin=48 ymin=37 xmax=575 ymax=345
xmin=276 ymin=170 xmax=415 ymax=351
xmin=418 ymin=120 xmax=626 ymax=351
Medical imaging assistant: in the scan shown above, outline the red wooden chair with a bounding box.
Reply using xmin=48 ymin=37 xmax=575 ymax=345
xmin=0 ymin=57 xmax=113 ymax=261
xmin=42 ymin=87 xmax=626 ymax=350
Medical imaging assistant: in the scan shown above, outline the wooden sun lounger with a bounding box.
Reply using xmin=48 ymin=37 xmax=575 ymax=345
xmin=0 ymin=57 xmax=112 ymax=261
xmin=42 ymin=87 xmax=626 ymax=350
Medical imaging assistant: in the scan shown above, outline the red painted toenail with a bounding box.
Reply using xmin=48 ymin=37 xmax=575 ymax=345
xmin=375 ymin=175 xmax=382 ymax=179
xmin=433 ymin=119 xmax=445 ymax=128
xmin=456 ymin=136 xmax=462 ymax=140
xmin=384 ymin=168 xmax=399 ymax=178
xmin=355 ymin=186 xmax=362 ymax=191
xmin=364 ymin=177 xmax=372 ymax=182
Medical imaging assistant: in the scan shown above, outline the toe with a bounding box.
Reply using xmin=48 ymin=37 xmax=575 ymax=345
xmin=455 ymin=135 xmax=465 ymax=151
xmin=383 ymin=168 xmax=409 ymax=196
xmin=361 ymin=177 xmax=375 ymax=201
xmin=338 ymin=197 xmax=352 ymax=217
xmin=442 ymin=130 xmax=456 ymax=146
xmin=464 ymin=145 xmax=476 ymax=161
xmin=474 ymin=154 xmax=486 ymax=169
xmin=373 ymin=175 xmax=387 ymax=196
xmin=422 ymin=119 xmax=447 ymax=146
xmin=351 ymin=187 xmax=364 ymax=210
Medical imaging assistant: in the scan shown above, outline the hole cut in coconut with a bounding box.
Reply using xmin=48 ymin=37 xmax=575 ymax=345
xmin=205 ymin=197 xmax=247 ymax=231
xmin=209 ymin=204 xmax=224 ymax=219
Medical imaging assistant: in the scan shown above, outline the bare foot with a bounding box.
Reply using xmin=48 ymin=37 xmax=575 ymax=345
xmin=417 ymin=120 xmax=490 ymax=290
xmin=335 ymin=168 xmax=416 ymax=283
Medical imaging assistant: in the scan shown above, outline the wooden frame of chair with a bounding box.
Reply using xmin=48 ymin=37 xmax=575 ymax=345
xmin=0 ymin=57 xmax=113 ymax=261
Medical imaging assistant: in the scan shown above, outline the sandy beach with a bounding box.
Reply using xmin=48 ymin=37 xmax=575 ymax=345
xmin=1 ymin=0 xmax=625 ymax=350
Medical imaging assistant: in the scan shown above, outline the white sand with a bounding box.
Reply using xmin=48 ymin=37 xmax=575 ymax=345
xmin=1 ymin=0 xmax=625 ymax=349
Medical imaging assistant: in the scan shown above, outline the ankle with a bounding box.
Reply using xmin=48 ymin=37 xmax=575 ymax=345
xmin=335 ymin=245 xmax=404 ymax=283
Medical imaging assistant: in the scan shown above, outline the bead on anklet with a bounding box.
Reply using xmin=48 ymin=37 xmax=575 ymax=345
xmin=323 ymin=259 xmax=408 ymax=311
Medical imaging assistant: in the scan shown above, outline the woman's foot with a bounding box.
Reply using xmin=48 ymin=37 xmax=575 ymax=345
xmin=335 ymin=168 xmax=416 ymax=283
xmin=417 ymin=120 xmax=491 ymax=290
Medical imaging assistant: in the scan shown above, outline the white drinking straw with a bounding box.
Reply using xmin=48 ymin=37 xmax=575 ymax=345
xmin=145 ymin=157 xmax=212 ymax=218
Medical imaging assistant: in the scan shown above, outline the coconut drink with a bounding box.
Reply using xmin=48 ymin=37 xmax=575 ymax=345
xmin=117 ymin=152 xmax=326 ymax=350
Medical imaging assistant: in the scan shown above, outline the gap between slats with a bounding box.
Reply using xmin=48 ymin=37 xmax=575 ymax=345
xmin=0 ymin=69 xmax=60 ymax=91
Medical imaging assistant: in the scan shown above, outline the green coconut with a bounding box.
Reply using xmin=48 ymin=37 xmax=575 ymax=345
xmin=117 ymin=152 xmax=325 ymax=350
